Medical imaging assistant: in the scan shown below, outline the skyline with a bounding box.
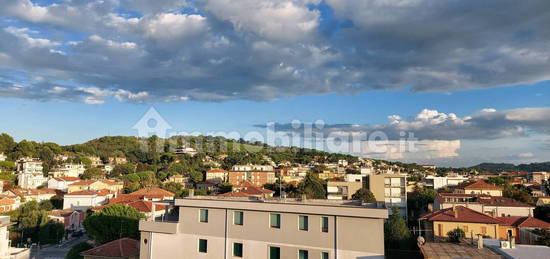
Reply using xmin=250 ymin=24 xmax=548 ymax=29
xmin=1 ymin=0 xmax=550 ymax=167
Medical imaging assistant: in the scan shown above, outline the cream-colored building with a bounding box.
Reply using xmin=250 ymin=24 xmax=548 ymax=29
xmin=368 ymin=174 xmax=407 ymax=217
xmin=139 ymin=197 xmax=388 ymax=259
xmin=454 ymin=179 xmax=503 ymax=196
xmin=326 ymin=181 xmax=363 ymax=200
xmin=67 ymin=180 xmax=123 ymax=193
xmin=16 ymin=158 xmax=46 ymax=189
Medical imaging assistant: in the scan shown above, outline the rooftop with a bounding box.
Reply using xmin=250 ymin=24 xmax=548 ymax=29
xmin=80 ymin=238 xmax=139 ymax=257
xmin=462 ymin=179 xmax=503 ymax=191
xmin=421 ymin=206 xmax=502 ymax=224
xmin=420 ymin=242 xmax=501 ymax=259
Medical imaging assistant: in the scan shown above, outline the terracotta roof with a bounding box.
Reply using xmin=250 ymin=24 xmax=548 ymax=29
xmin=129 ymin=188 xmax=174 ymax=199
xmin=437 ymin=193 xmax=533 ymax=208
xmin=101 ymin=195 xmax=165 ymax=212
xmin=497 ymin=216 xmax=550 ymax=228
xmin=462 ymin=179 xmax=503 ymax=191
xmin=11 ymin=188 xmax=60 ymax=196
xmin=421 ymin=206 xmax=502 ymax=224
xmin=65 ymin=190 xmax=97 ymax=196
xmin=240 ymin=185 xmax=274 ymax=195
xmin=100 ymin=180 xmax=122 ymax=186
xmin=217 ymin=192 xmax=252 ymax=197
xmin=80 ymin=238 xmax=139 ymax=257
xmin=69 ymin=180 xmax=96 ymax=186
xmin=49 ymin=209 xmax=77 ymax=217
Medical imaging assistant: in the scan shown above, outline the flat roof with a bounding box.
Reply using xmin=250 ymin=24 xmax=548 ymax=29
xmin=175 ymin=196 xmax=388 ymax=219
xmin=484 ymin=239 xmax=550 ymax=259
xmin=420 ymin=242 xmax=501 ymax=259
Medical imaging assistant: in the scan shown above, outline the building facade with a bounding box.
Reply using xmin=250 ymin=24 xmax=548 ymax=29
xmin=369 ymin=174 xmax=408 ymax=217
xmin=139 ymin=197 xmax=388 ymax=259
xmin=16 ymin=158 xmax=46 ymax=189
xmin=326 ymin=181 xmax=363 ymax=200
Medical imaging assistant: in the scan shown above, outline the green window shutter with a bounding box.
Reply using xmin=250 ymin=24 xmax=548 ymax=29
xmin=321 ymin=217 xmax=329 ymax=232
xmin=270 ymin=213 xmax=280 ymax=228
xmin=299 ymin=250 xmax=308 ymax=259
xmin=269 ymin=246 xmax=280 ymax=259
xmin=233 ymin=243 xmax=243 ymax=257
xmin=200 ymin=209 xmax=208 ymax=222
xmin=234 ymin=211 xmax=243 ymax=225
xmin=199 ymin=239 xmax=207 ymax=253
xmin=299 ymin=216 xmax=308 ymax=231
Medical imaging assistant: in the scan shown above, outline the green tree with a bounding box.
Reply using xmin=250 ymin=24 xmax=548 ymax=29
xmin=110 ymin=163 xmax=136 ymax=178
xmin=38 ymin=200 xmax=54 ymax=211
xmin=218 ymin=183 xmax=233 ymax=194
xmin=189 ymin=171 xmax=203 ymax=183
xmin=65 ymin=242 xmax=93 ymax=259
xmin=297 ymin=173 xmax=326 ymax=199
xmin=351 ymin=188 xmax=376 ymax=203
xmin=384 ymin=207 xmax=412 ymax=249
xmin=162 ymin=182 xmax=186 ymax=198
xmin=447 ymin=228 xmax=465 ymax=243
xmin=0 ymin=133 xmax=15 ymax=154
xmin=83 ymin=205 xmax=145 ymax=244
xmin=81 ymin=168 xmax=104 ymax=180
xmin=39 ymin=221 xmax=64 ymax=244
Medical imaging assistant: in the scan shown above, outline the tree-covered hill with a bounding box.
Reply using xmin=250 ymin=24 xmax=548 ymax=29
xmin=471 ymin=162 xmax=550 ymax=173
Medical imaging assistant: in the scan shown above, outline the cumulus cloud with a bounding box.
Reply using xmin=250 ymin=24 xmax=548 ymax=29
xmin=259 ymin=107 xmax=550 ymax=140
xmin=0 ymin=0 xmax=549 ymax=103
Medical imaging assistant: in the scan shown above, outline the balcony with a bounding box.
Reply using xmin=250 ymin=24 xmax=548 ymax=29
xmin=139 ymin=218 xmax=179 ymax=234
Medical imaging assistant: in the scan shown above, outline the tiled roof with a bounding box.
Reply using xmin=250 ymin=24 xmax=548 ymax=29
xmin=80 ymin=238 xmax=139 ymax=257
xmin=462 ymin=179 xmax=503 ymax=190
xmin=421 ymin=206 xmax=502 ymax=224
xmin=207 ymin=168 xmax=227 ymax=173
xmin=240 ymin=186 xmax=274 ymax=195
xmin=129 ymin=188 xmax=174 ymax=198
xmin=101 ymin=195 xmax=165 ymax=212
xmin=12 ymin=188 xmax=60 ymax=196
xmin=52 ymin=177 xmax=81 ymax=182
xmin=437 ymin=193 xmax=533 ymax=208
xmin=497 ymin=216 xmax=550 ymax=228
xmin=65 ymin=190 xmax=97 ymax=196
xmin=69 ymin=180 xmax=96 ymax=186
xmin=49 ymin=209 xmax=77 ymax=217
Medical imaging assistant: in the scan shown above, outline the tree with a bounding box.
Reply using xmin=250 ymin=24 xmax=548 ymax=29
xmin=384 ymin=207 xmax=412 ymax=249
xmin=408 ymin=187 xmax=438 ymax=219
xmin=110 ymin=163 xmax=136 ymax=178
xmin=65 ymin=242 xmax=93 ymax=259
xmin=162 ymin=182 xmax=186 ymax=198
xmin=218 ymin=183 xmax=233 ymax=194
xmin=447 ymin=228 xmax=465 ymax=243
xmin=38 ymin=200 xmax=54 ymax=211
xmin=83 ymin=205 xmax=145 ymax=244
xmin=39 ymin=221 xmax=64 ymax=244
xmin=189 ymin=171 xmax=203 ymax=183
xmin=81 ymin=168 xmax=104 ymax=180
xmin=297 ymin=173 xmax=326 ymax=199
xmin=351 ymin=188 xmax=376 ymax=203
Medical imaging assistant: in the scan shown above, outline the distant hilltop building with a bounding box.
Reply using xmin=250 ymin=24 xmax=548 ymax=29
xmin=49 ymin=163 xmax=86 ymax=178
xmin=420 ymin=164 xmax=437 ymax=170
xmin=0 ymin=153 xmax=6 ymax=162
xmin=228 ymin=165 xmax=276 ymax=186
xmin=16 ymin=158 xmax=47 ymax=189
xmin=174 ymin=146 xmax=198 ymax=156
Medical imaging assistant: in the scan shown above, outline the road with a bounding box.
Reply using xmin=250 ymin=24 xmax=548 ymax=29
xmin=29 ymin=235 xmax=88 ymax=259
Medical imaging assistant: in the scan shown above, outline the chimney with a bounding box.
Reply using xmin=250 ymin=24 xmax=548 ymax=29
xmin=189 ymin=189 xmax=195 ymax=197
xmin=454 ymin=206 xmax=459 ymax=218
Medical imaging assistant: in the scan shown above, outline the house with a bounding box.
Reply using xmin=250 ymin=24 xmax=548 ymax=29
xmin=421 ymin=206 xmax=502 ymax=241
xmin=327 ymin=181 xmax=363 ymax=200
xmin=63 ymin=190 xmax=113 ymax=210
xmin=536 ymin=196 xmax=550 ymax=206
xmin=87 ymin=156 xmax=103 ymax=167
xmin=227 ymin=170 xmax=276 ymax=186
xmin=0 ymin=153 xmax=6 ymax=162
xmin=49 ymin=163 xmax=86 ymax=178
xmin=48 ymin=209 xmax=84 ymax=232
xmin=108 ymin=156 xmax=127 ymax=165
xmin=68 ymin=180 xmax=123 ymax=193
xmin=80 ymin=238 xmax=139 ymax=259
xmin=127 ymin=188 xmax=175 ymax=201
xmin=423 ymin=174 xmax=468 ymax=190
xmin=164 ymin=175 xmax=189 ymax=185
xmin=531 ymin=172 xmax=549 ymax=184
xmin=173 ymin=146 xmax=197 ymax=156
xmin=497 ymin=216 xmax=550 ymax=243
xmin=0 ymin=194 xmax=21 ymax=212
xmin=195 ymin=181 xmax=217 ymax=192
xmin=434 ymin=193 xmax=535 ymax=217
xmin=10 ymin=188 xmax=60 ymax=203
xmin=16 ymin=158 xmax=46 ymax=189
xmin=230 ymin=181 xmax=274 ymax=198
xmin=455 ymin=179 xmax=503 ymax=196
xmin=95 ymin=195 xmax=167 ymax=219
xmin=48 ymin=177 xmax=81 ymax=192
xmin=205 ymin=169 xmax=228 ymax=184
xmin=138 ymin=197 xmax=388 ymax=259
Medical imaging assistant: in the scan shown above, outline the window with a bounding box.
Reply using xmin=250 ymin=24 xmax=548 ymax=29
xmin=269 ymin=246 xmax=280 ymax=259
xmin=234 ymin=211 xmax=244 ymax=225
xmin=299 ymin=215 xmax=308 ymax=231
xmin=482 ymin=227 xmax=487 ymax=235
xmin=321 ymin=217 xmax=329 ymax=233
xmin=199 ymin=239 xmax=208 ymax=253
xmin=233 ymin=242 xmax=243 ymax=257
xmin=299 ymin=250 xmax=308 ymax=259
xmin=321 ymin=252 xmax=329 ymax=259
xmin=463 ymin=226 xmax=468 ymax=233
xmin=199 ymin=209 xmax=208 ymax=222
xmin=270 ymin=213 xmax=281 ymax=228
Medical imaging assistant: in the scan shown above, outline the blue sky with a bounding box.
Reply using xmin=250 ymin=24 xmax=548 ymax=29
xmin=1 ymin=0 xmax=550 ymax=167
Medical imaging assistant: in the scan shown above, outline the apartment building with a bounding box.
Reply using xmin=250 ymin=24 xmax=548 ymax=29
xmin=423 ymin=174 xmax=468 ymax=190
xmin=16 ymin=158 xmax=46 ymax=189
xmin=139 ymin=197 xmax=388 ymax=259
xmin=49 ymin=163 xmax=86 ymax=178
xmin=454 ymin=179 xmax=503 ymax=196
xmin=326 ymin=181 xmax=363 ymax=200
xmin=434 ymin=193 xmax=535 ymax=217
xmin=205 ymin=169 xmax=229 ymax=184
xmin=368 ymin=174 xmax=407 ymax=217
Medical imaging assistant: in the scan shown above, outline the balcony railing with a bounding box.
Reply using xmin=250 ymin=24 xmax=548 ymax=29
xmin=139 ymin=219 xmax=179 ymax=234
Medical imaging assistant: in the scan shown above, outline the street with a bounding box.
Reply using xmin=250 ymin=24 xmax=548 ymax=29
xmin=29 ymin=235 xmax=88 ymax=259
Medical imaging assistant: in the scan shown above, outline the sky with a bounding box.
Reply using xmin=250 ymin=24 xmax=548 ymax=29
xmin=0 ymin=0 xmax=549 ymax=167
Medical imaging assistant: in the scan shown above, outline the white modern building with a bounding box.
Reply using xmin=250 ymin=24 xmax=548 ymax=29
xmin=16 ymin=158 xmax=47 ymax=189
xmin=0 ymin=153 xmax=6 ymax=162
xmin=47 ymin=177 xmax=81 ymax=192
xmin=0 ymin=216 xmax=30 ymax=259
xmin=424 ymin=175 xmax=468 ymax=190
xmin=63 ymin=190 xmax=111 ymax=211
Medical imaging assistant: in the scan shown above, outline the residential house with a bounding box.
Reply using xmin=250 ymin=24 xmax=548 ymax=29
xmin=421 ymin=206 xmax=503 ymax=240
xmin=369 ymin=174 xmax=408 ymax=217
xmin=127 ymin=188 xmax=175 ymax=201
xmin=174 ymin=146 xmax=198 ymax=156
xmin=139 ymin=197 xmax=388 ymax=259
xmin=228 ymin=170 xmax=276 ymax=186
xmin=63 ymin=190 xmax=113 ymax=210
xmin=95 ymin=194 xmax=168 ymax=219
xmin=434 ymin=193 xmax=535 ymax=217
xmin=164 ymin=175 xmax=189 ymax=184
xmin=205 ymin=169 xmax=228 ymax=184
xmin=455 ymin=179 xmax=503 ymax=196
xmin=108 ymin=156 xmax=127 ymax=165
xmin=47 ymin=177 xmax=81 ymax=192
xmin=87 ymin=156 xmax=103 ymax=167
xmin=0 ymin=194 xmax=21 ymax=212
xmin=531 ymin=172 xmax=549 ymax=184
xmin=80 ymin=238 xmax=139 ymax=259
xmin=423 ymin=174 xmax=468 ymax=190
xmin=195 ymin=181 xmax=217 ymax=192
xmin=0 ymin=153 xmax=5 ymax=162
xmin=230 ymin=181 xmax=274 ymax=198
xmin=16 ymin=158 xmax=46 ymax=189
xmin=49 ymin=163 xmax=85 ymax=178
xmin=497 ymin=216 xmax=550 ymax=243
xmin=10 ymin=188 xmax=60 ymax=203
xmin=67 ymin=180 xmax=123 ymax=193
xmin=536 ymin=196 xmax=550 ymax=206
xmin=327 ymin=181 xmax=363 ymax=200
xmin=48 ymin=209 xmax=84 ymax=233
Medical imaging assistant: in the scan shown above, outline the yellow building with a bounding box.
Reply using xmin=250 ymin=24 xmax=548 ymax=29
xmin=455 ymin=179 xmax=503 ymax=196
xmin=421 ymin=206 xmax=502 ymax=240
xmin=68 ymin=180 xmax=123 ymax=193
